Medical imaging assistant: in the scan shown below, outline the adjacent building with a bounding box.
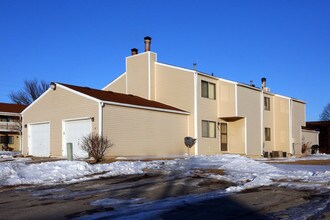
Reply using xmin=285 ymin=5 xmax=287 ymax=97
xmin=0 ymin=102 xmax=26 ymax=151
xmin=305 ymin=121 xmax=330 ymax=154
xmin=22 ymin=37 xmax=307 ymax=158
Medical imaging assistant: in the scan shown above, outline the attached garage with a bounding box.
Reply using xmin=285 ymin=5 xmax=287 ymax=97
xmin=63 ymin=118 xmax=92 ymax=158
xmin=22 ymin=82 xmax=189 ymax=158
xmin=28 ymin=122 xmax=50 ymax=157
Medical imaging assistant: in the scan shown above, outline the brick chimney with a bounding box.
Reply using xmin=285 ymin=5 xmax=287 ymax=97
xmin=144 ymin=36 xmax=152 ymax=52
xmin=131 ymin=48 xmax=138 ymax=55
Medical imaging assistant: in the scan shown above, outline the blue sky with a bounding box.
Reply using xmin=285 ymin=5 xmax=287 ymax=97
xmin=0 ymin=0 xmax=329 ymax=121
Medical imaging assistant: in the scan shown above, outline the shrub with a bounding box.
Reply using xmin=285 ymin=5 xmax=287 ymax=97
xmin=81 ymin=133 xmax=113 ymax=162
xmin=301 ymin=141 xmax=311 ymax=155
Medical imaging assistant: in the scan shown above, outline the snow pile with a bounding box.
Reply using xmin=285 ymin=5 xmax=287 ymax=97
xmin=0 ymin=160 xmax=160 ymax=186
xmin=0 ymin=151 xmax=23 ymax=162
xmin=0 ymin=154 xmax=329 ymax=192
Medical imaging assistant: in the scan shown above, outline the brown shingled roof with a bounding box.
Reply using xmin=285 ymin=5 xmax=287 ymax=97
xmin=58 ymin=83 xmax=188 ymax=113
xmin=0 ymin=102 xmax=27 ymax=113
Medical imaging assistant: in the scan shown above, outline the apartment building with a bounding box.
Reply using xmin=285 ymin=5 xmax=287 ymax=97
xmin=22 ymin=37 xmax=306 ymax=158
xmin=104 ymin=37 xmax=306 ymax=157
xmin=0 ymin=102 xmax=26 ymax=151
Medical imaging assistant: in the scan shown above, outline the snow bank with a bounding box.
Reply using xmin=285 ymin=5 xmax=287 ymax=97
xmin=0 ymin=154 xmax=329 ymax=192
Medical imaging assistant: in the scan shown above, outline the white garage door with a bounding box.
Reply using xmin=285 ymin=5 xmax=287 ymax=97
xmin=29 ymin=123 xmax=50 ymax=157
xmin=63 ymin=119 xmax=92 ymax=158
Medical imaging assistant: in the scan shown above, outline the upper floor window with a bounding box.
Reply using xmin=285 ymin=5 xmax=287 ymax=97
xmin=201 ymin=80 xmax=216 ymax=99
xmin=202 ymin=120 xmax=216 ymax=138
xmin=264 ymin=97 xmax=270 ymax=111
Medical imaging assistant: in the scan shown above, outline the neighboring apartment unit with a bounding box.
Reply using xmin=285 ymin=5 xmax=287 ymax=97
xmin=0 ymin=102 xmax=26 ymax=151
xmin=22 ymin=37 xmax=306 ymax=158
xmin=103 ymin=37 xmax=306 ymax=157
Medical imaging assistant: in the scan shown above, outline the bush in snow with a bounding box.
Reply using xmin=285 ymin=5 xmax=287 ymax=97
xmin=81 ymin=133 xmax=114 ymax=162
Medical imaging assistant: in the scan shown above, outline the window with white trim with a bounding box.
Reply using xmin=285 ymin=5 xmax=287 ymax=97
xmin=202 ymin=120 xmax=216 ymax=138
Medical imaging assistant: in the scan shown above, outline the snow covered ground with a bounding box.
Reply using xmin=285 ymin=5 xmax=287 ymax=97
xmin=1 ymin=153 xmax=329 ymax=192
xmin=1 ymin=153 xmax=329 ymax=219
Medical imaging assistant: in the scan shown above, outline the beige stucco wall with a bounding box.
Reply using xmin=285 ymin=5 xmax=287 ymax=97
xmin=274 ymin=96 xmax=290 ymax=153
xmin=103 ymin=73 xmax=127 ymax=94
xmin=155 ymin=63 xmax=196 ymax=152
xmin=22 ymin=87 xmax=99 ymax=157
xmin=198 ymin=75 xmax=219 ymax=155
xmin=102 ymin=104 xmax=188 ymax=157
xmin=126 ymin=52 xmax=156 ymax=100
xmin=237 ymin=85 xmax=262 ymax=156
xmin=263 ymin=93 xmax=275 ymax=152
xmin=218 ymin=80 xmax=236 ymax=117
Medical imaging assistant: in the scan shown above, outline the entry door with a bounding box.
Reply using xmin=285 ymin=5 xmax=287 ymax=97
xmin=220 ymin=123 xmax=228 ymax=151
xmin=29 ymin=123 xmax=50 ymax=157
xmin=64 ymin=119 xmax=92 ymax=158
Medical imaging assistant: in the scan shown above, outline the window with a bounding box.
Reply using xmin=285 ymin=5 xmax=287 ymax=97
xmin=201 ymin=80 xmax=216 ymax=99
xmin=264 ymin=97 xmax=270 ymax=111
xmin=265 ymin=128 xmax=271 ymax=141
xmin=0 ymin=136 xmax=14 ymax=144
xmin=202 ymin=120 xmax=216 ymax=138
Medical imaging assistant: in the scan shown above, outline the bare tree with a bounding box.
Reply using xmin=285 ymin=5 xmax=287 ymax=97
xmin=81 ymin=133 xmax=114 ymax=162
xmin=9 ymin=79 xmax=49 ymax=105
xmin=320 ymin=103 xmax=330 ymax=121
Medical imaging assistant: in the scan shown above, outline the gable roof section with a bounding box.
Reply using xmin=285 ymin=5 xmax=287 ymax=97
xmin=0 ymin=102 xmax=27 ymax=114
xmin=59 ymin=83 xmax=189 ymax=114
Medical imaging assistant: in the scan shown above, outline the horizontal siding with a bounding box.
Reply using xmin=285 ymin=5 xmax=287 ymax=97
xmin=104 ymin=73 xmax=127 ymax=94
xmin=263 ymin=94 xmax=275 ymax=152
xmin=237 ymin=86 xmax=262 ymax=156
xmin=103 ymin=104 xmax=188 ymax=157
xmin=22 ymin=87 xmax=99 ymax=157
xmin=155 ymin=63 xmax=195 ymax=152
xmin=292 ymin=101 xmax=306 ymax=155
xmin=198 ymin=75 xmax=219 ymax=155
xmin=127 ymin=53 xmax=150 ymax=99
xmin=218 ymin=80 xmax=236 ymax=117
xmin=274 ymin=96 xmax=290 ymax=153
xmin=227 ymin=119 xmax=245 ymax=154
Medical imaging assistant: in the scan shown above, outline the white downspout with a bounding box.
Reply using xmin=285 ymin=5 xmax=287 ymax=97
xmin=99 ymin=102 xmax=104 ymax=136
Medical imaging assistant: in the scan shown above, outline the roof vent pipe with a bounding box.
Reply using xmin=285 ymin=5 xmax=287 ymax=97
xmin=131 ymin=48 xmax=138 ymax=55
xmin=261 ymin=77 xmax=266 ymax=89
xmin=144 ymin=36 xmax=152 ymax=52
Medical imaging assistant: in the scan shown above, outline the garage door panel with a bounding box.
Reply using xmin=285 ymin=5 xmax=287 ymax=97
xmin=64 ymin=119 xmax=91 ymax=158
xmin=29 ymin=123 xmax=50 ymax=157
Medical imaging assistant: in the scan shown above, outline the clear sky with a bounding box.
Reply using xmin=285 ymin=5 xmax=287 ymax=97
xmin=0 ymin=0 xmax=329 ymax=121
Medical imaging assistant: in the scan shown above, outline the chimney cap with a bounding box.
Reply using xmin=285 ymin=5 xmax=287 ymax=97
xmin=261 ymin=77 xmax=266 ymax=82
xmin=144 ymin=36 xmax=152 ymax=41
xmin=131 ymin=48 xmax=138 ymax=55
